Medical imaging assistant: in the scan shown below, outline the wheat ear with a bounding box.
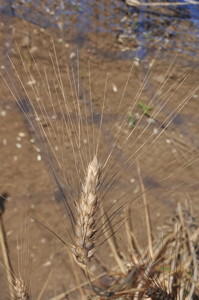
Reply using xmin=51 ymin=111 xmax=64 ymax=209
xmin=72 ymin=155 xmax=101 ymax=268
xmin=13 ymin=277 xmax=29 ymax=300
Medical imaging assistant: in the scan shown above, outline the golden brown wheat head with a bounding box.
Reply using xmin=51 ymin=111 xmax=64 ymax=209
xmin=13 ymin=277 xmax=29 ymax=300
xmin=72 ymin=155 xmax=101 ymax=268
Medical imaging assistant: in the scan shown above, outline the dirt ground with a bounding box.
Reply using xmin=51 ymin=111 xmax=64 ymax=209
xmin=0 ymin=11 xmax=199 ymax=300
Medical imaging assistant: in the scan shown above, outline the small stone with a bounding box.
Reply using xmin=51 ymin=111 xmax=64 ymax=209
xmin=35 ymin=116 xmax=41 ymax=122
xmin=21 ymin=35 xmax=30 ymax=48
xmin=112 ymin=83 xmax=118 ymax=93
xmin=70 ymin=52 xmax=76 ymax=59
xmin=43 ymin=261 xmax=52 ymax=267
xmin=2 ymin=138 xmax=7 ymax=146
xmin=37 ymin=154 xmax=42 ymax=161
xmin=0 ymin=110 xmax=6 ymax=117
xmin=45 ymin=7 xmax=50 ymax=13
xmin=16 ymin=143 xmax=22 ymax=148
xmin=27 ymin=78 xmax=36 ymax=86
xmin=166 ymin=139 xmax=171 ymax=144
xmin=121 ymin=47 xmax=130 ymax=52
xmin=18 ymin=132 xmax=26 ymax=137
xmin=153 ymin=128 xmax=158 ymax=135
xmin=52 ymin=114 xmax=57 ymax=120
xmin=134 ymin=57 xmax=140 ymax=66
xmin=147 ymin=118 xmax=155 ymax=125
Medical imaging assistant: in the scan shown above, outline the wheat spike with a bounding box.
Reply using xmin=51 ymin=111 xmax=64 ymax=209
xmin=13 ymin=277 xmax=29 ymax=300
xmin=72 ymin=155 xmax=101 ymax=268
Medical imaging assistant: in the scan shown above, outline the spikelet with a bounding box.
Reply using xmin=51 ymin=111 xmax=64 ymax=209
xmin=72 ymin=155 xmax=101 ymax=268
xmin=13 ymin=277 xmax=29 ymax=300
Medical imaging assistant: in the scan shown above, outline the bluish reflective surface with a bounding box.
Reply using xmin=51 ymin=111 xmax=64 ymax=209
xmin=0 ymin=0 xmax=199 ymax=60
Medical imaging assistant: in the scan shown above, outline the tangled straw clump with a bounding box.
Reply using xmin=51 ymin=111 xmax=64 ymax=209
xmin=146 ymin=287 xmax=174 ymax=300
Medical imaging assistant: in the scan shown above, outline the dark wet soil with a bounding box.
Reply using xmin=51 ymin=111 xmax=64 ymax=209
xmin=0 ymin=2 xmax=199 ymax=299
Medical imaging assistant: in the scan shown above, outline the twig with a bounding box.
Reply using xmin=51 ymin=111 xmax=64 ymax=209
xmin=126 ymin=0 xmax=199 ymax=7
xmin=49 ymin=272 xmax=107 ymax=300
xmin=101 ymin=207 xmax=126 ymax=274
xmin=125 ymin=207 xmax=141 ymax=264
xmin=37 ymin=270 xmax=52 ymax=300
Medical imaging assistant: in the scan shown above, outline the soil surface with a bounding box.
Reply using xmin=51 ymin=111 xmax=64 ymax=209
xmin=0 ymin=2 xmax=199 ymax=299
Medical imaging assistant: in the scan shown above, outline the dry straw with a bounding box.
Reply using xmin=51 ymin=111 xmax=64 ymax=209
xmin=0 ymin=194 xmax=30 ymax=300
